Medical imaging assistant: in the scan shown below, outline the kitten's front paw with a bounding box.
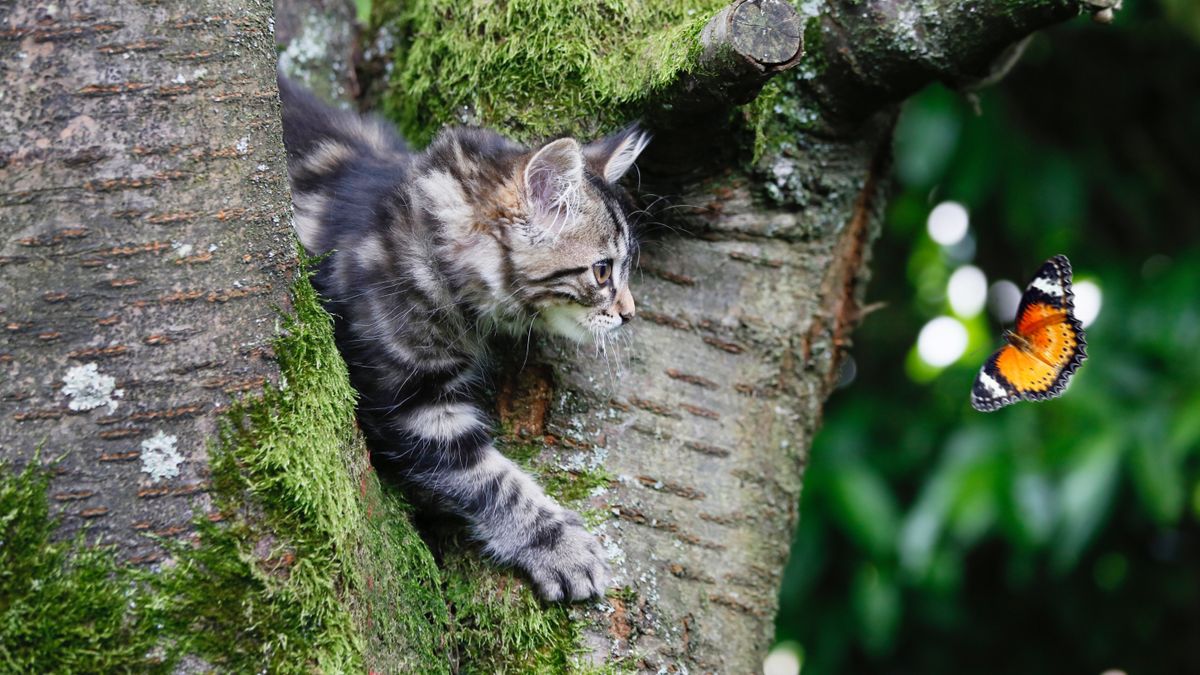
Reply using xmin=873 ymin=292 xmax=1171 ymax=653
xmin=517 ymin=512 xmax=610 ymax=602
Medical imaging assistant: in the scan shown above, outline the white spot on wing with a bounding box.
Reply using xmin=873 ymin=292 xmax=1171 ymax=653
xmin=978 ymin=370 xmax=1009 ymax=398
xmin=61 ymin=363 xmax=123 ymax=413
xmin=1029 ymin=275 xmax=1063 ymax=296
xmin=140 ymin=430 xmax=183 ymax=481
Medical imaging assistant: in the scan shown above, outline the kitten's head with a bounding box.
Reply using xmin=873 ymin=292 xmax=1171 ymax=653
xmin=508 ymin=126 xmax=650 ymax=343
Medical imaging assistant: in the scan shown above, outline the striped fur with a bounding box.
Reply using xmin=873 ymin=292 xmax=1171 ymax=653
xmin=278 ymin=76 xmax=648 ymax=601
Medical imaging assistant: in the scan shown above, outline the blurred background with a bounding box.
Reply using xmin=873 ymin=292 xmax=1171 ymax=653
xmin=771 ymin=1 xmax=1200 ymax=673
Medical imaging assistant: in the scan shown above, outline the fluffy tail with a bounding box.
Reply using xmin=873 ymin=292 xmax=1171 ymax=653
xmin=276 ymin=73 xmax=407 ymax=172
xmin=276 ymin=73 xmax=409 ymax=253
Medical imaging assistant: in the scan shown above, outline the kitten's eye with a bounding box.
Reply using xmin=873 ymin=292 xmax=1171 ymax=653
xmin=592 ymin=260 xmax=612 ymax=285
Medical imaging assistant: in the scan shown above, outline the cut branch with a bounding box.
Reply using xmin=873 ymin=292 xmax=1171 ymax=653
xmin=691 ymin=0 xmax=804 ymax=109
xmin=643 ymin=0 xmax=804 ymax=177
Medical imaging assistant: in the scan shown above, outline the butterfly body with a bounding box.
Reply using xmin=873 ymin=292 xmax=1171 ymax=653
xmin=971 ymin=255 xmax=1088 ymax=412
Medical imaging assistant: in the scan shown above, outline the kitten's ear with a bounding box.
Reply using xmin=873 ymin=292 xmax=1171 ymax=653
xmin=584 ymin=125 xmax=652 ymax=183
xmin=523 ymin=137 xmax=584 ymax=217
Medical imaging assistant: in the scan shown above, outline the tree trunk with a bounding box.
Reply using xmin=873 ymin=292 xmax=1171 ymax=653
xmin=1 ymin=0 xmax=293 ymax=563
xmin=1 ymin=0 xmax=1117 ymax=671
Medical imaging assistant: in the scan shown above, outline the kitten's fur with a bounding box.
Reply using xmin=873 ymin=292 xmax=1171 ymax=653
xmin=277 ymin=76 xmax=649 ymax=601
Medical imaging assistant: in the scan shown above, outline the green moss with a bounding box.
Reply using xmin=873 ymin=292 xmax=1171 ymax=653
xmin=747 ymin=15 xmax=826 ymax=163
xmin=0 ymin=460 xmax=166 ymax=673
xmin=156 ymin=259 xmax=449 ymax=672
xmin=442 ymin=553 xmax=579 ymax=674
xmin=375 ymin=0 xmax=730 ymax=144
xmin=498 ymin=435 xmax=613 ymax=504
xmin=542 ymin=469 xmax=613 ymax=504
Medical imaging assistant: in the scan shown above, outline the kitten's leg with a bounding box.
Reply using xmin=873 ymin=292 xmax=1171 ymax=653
xmin=380 ymin=399 xmax=610 ymax=602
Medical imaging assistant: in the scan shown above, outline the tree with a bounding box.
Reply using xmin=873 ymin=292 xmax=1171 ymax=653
xmin=0 ymin=0 xmax=1120 ymax=671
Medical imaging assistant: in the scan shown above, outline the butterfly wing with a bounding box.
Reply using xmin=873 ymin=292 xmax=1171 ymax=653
xmin=1009 ymin=303 xmax=1086 ymax=402
xmin=971 ymin=255 xmax=1088 ymax=411
xmin=1014 ymin=254 xmax=1076 ymax=326
xmin=970 ymin=347 xmax=1023 ymax=411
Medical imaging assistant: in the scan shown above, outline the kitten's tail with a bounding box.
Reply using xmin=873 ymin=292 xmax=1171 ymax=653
xmin=277 ymin=72 xmax=410 ymax=253
xmin=276 ymin=72 xmax=408 ymax=177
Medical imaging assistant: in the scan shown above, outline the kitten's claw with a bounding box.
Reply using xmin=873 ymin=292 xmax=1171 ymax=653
xmin=517 ymin=513 xmax=610 ymax=602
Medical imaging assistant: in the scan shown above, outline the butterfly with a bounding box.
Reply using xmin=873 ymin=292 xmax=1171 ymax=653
xmin=970 ymin=254 xmax=1088 ymax=412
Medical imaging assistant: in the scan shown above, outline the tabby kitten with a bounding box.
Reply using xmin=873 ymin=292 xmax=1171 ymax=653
xmin=277 ymin=76 xmax=648 ymax=601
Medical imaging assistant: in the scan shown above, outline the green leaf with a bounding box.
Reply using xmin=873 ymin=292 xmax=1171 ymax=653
xmin=851 ymin=563 xmax=901 ymax=657
xmin=894 ymin=86 xmax=964 ymax=187
xmin=1006 ymin=470 xmax=1057 ymax=548
xmin=1052 ymin=437 xmax=1121 ymax=572
xmin=947 ymin=452 xmax=1000 ymax=546
xmin=1129 ymin=419 xmax=1186 ymax=525
xmin=356 ymin=0 xmax=373 ymax=24
xmin=826 ymin=460 xmax=900 ymax=560
xmin=900 ymin=430 xmax=993 ymax=579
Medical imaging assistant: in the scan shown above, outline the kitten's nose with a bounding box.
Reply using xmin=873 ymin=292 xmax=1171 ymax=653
xmin=614 ymin=287 xmax=635 ymax=324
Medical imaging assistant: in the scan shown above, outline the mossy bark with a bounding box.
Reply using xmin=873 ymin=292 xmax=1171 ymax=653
xmin=1 ymin=0 xmax=1110 ymax=672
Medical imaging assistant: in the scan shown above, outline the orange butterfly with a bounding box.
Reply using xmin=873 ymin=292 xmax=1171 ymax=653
xmin=971 ymin=255 xmax=1088 ymax=412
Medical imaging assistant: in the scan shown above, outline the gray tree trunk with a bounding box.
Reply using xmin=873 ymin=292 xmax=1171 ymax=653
xmin=1 ymin=0 xmax=1117 ymax=672
xmin=1 ymin=0 xmax=291 ymax=562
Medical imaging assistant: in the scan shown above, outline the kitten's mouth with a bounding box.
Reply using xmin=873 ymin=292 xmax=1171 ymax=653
xmin=538 ymin=304 xmax=623 ymax=344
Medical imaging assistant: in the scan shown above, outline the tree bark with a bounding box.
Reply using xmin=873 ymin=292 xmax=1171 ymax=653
xmin=1 ymin=0 xmax=1116 ymax=671
xmin=543 ymin=108 xmax=895 ymax=674
xmin=475 ymin=1 xmax=1113 ymax=671
xmin=1 ymin=0 xmax=291 ymax=563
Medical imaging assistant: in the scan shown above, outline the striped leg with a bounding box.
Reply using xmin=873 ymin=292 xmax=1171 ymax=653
xmin=374 ymin=398 xmax=610 ymax=601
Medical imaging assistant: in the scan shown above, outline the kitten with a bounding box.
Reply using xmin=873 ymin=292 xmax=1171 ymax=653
xmin=277 ymin=76 xmax=649 ymax=601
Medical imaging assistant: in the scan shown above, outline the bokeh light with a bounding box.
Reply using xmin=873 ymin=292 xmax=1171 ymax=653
xmin=763 ymin=642 xmax=803 ymax=675
xmin=947 ymin=265 xmax=987 ymax=317
xmin=916 ymin=316 xmax=968 ymax=367
xmin=1073 ymin=280 xmax=1102 ymax=328
xmin=988 ymin=280 xmax=1021 ymax=323
xmin=926 ymin=201 xmax=969 ymax=246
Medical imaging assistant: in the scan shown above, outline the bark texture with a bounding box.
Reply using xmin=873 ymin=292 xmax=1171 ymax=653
xmin=1 ymin=0 xmax=291 ymax=561
xmin=543 ymin=127 xmax=893 ymax=671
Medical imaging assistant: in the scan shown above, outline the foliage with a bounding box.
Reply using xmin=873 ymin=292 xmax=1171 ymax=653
xmin=776 ymin=4 xmax=1200 ymax=673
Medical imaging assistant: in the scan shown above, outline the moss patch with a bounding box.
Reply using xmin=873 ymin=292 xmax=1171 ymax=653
xmin=442 ymin=553 xmax=580 ymax=674
xmin=498 ymin=434 xmax=614 ymax=505
xmin=166 ymin=264 xmax=448 ymax=672
xmin=0 ymin=461 xmax=165 ymax=673
xmin=375 ymin=0 xmax=731 ymax=145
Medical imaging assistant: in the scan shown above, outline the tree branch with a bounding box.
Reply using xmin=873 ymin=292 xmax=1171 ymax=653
xmin=804 ymin=0 xmax=1121 ymax=126
xmin=679 ymin=0 xmax=804 ymax=112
